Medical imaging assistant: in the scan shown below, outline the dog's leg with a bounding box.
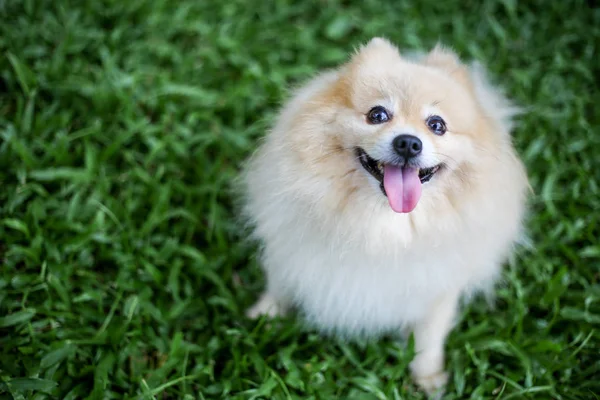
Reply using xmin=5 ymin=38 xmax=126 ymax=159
xmin=410 ymin=290 xmax=459 ymax=397
xmin=246 ymin=290 xmax=289 ymax=319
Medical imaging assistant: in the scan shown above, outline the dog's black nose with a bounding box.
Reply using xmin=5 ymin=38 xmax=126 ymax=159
xmin=393 ymin=134 xmax=422 ymax=159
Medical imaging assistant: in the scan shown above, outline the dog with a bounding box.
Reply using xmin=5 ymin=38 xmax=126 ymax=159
xmin=241 ymin=37 xmax=528 ymax=395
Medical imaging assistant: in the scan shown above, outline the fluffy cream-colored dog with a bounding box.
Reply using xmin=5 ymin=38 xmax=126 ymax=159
xmin=242 ymin=38 xmax=528 ymax=394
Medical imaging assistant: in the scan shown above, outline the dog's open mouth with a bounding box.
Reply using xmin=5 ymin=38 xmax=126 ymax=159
xmin=355 ymin=147 xmax=442 ymax=213
xmin=356 ymin=148 xmax=442 ymax=185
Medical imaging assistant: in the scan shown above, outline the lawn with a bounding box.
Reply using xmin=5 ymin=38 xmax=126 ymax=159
xmin=1 ymin=0 xmax=599 ymax=399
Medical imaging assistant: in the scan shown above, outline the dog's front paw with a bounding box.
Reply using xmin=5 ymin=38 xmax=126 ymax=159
xmin=410 ymin=352 xmax=447 ymax=398
xmin=246 ymin=292 xmax=286 ymax=319
xmin=412 ymin=370 xmax=448 ymax=399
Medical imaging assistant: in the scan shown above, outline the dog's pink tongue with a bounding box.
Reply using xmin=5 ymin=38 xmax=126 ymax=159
xmin=383 ymin=165 xmax=422 ymax=213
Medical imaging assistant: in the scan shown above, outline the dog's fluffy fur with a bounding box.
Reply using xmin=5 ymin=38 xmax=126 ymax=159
xmin=242 ymin=38 xmax=528 ymax=394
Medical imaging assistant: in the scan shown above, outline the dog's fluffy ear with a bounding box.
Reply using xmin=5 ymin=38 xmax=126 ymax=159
xmin=423 ymin=44 xmax=461 ymax=70
xmin=423 ymin=44 xmax=471 ymax=86
xmin=361 ymin=37 xmax=399 ymax=54
xmin=348 ymin=37 xmax=401 ymax=64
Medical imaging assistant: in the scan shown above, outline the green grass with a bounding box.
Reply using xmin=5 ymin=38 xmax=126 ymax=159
xmin=1 ymin=0 xmax=599 ymax=399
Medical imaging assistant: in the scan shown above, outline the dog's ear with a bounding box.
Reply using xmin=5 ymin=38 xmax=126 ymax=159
xmin=360 ymin=37 xmax=399 ymax=54
xmin=334 ymin=37 xmax=402 ymax=109
xmin=423 ymin=44 xmax=461 ymax=70
xmin=423 ymin=44 xmax=472 ymax=86
xmin=348 ymin=37 xmax=401 ymax=64
xmin=343 ymin=37 xmax=401 ymax=81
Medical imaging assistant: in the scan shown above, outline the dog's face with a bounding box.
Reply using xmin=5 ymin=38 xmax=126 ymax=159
xmin=313 ymin=38 xmax=495 ymax=214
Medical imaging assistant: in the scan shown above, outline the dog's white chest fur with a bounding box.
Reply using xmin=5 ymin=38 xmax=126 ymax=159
xmin=257 ymin=209 xmax=504 ymax=337
xmin=275 ymin=242 xmax=452 ymax=335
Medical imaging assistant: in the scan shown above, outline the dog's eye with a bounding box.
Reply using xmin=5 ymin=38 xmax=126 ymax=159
xmin=426 ymin=115 xmax=447 ymax=135
xmin=367 ymin=106 xmax=391 ymax=124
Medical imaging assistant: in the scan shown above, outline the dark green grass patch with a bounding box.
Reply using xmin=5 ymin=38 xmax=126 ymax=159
xmin=1 ymin=0 xmax=599 ymax=399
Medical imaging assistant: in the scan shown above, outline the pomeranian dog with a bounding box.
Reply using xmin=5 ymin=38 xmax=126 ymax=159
xmin=242 ymin=38 xmax=528 ymax=395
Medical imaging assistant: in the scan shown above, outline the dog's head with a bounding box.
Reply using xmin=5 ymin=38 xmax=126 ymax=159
xmin=302 ymin=38 xmax=511 ymax=214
